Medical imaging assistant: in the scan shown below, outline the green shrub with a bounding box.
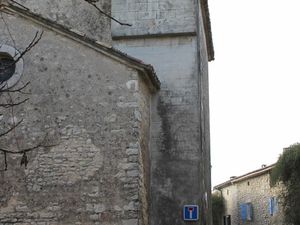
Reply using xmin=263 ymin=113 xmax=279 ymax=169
xmin=212 ymin=192 xmax=225 ymax=225
xmin=271 ymin=143 xmax=300 ymax=225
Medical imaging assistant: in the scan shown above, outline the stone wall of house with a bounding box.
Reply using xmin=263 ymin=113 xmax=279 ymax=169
xmin=220 ymin=173 xmax=284 ymax=225
xmin=17 ymin=0 xmax=111 ymax=43
xmin=236 ymin=174 xmax=283 ymax=225
xmin=0 ymin=13 xmax=154 ymax=225
xmin=112 ymin=0 xmax=212 ymax=224
xmin=221 ymin=183 xmax=239 ymax=225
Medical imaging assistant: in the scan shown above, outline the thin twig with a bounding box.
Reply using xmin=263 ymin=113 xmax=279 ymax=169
xmin=0 ymin=118 xmax=23 ymax=137
xmin=13 ymin=30 xmax=43 ymax=65
xmin=0 ymin=16 xmax=46 ymax=170
xmin=0 ymin=97 xmax=29 ymax=108
xmin=0 ymin=142 xmax=57 ymax=171
xmin=0 ymin=82 xmax=30 ymax=94
xmin=0 ymin=82 xmax=7 ymax=91
xmin=0 ymin=12 xmax=16 ymax=47
xmin=4 ymin=152 xmax=7 ymax=170
xmin=7 ymin=91 xmax=21 ymax=151
xmin=84 ymin=0 xmax=132 ymax=26
xmin=0 ymin=31 xmax=43 ymax=71
xmin=0 ymin=139 xmax=57 ymax=154
xmin=0 ymin=134 xmax=58 ymax=170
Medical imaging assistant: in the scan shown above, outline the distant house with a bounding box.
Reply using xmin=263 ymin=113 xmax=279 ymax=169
xmin=214 ymin=164 xmax=283 ymax=225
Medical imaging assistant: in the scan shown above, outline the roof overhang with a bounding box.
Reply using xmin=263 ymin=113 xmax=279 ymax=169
xmin=214 ymin=164 xmax=275 ymax=190
xmin=0 ymin=1 xmax=160 ymax=91
xmin=200 ymin=0 xmax=214 ymax=61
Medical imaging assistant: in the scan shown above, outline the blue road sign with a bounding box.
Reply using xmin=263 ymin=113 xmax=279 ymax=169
xmin=183 ymin=205 xmax=199 ymax=221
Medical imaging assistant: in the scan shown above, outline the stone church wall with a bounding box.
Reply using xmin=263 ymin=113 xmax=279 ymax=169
xmin=112 ymin=0 xmax=212 ymax=224
xmin=136 ymin=75 xmax=152 ymax=225
xmin=0 ymin=13 xmax=153 ymax=225
xmin=17 ymin=0 xmax=111 ymax=43
xmin=112 ymin=0 xmax=196 ymax=37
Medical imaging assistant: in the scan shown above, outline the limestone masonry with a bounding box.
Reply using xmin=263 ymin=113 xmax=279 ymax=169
xmin=214 ymin=165 xmax=284 ymax=225
xmin=0 ymin=0 xmax=214 ymax=224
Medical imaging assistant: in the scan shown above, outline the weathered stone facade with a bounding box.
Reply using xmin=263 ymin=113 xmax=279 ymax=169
xmin=112 ymin=0 xmax=213 ymax=224
xmin=112 ymin=0 xmax=196 ymax=37
xmin=0 ymin=0 xmax=214 ymax=224
xmin=17 ymin=0 xmax=111 ymax=43
xmin=0 ymin=4 xmax=158 ymax=224
xmin=214 ymin=165 xmax=284 ymax=225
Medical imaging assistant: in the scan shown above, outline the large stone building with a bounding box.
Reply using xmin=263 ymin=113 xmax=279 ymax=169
xmin=0 ymin=0 xmax=214 ymax=224
xmin=111 ymin=1 xmax=214 ymax=225
xmin=214 ymin=164 xmax=283 ymax=225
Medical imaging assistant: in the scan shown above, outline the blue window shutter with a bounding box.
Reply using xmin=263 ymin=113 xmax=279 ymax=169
xmin=269 ymin=198 xmax=274 ymax=215
xmin=274 ymin=197 xmax=278 ymax=214
xmin=248 ymin=203 xmax=253 ymax=221
xmin=240 ymin=204 xmax=247 ymax=222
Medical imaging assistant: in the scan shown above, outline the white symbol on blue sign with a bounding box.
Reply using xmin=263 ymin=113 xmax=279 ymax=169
xmin=183 ymin=205 xmax=199 ymax=221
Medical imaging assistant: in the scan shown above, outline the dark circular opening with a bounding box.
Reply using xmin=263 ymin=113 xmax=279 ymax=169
xmin=0 ymin=52 xmax=16 ymax=83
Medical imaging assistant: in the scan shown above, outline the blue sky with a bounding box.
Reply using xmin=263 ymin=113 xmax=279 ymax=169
xmin=209 ymin=0 xmax=300 ymax=186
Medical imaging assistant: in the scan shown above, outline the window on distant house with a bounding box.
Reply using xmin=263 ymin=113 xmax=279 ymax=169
xmin=240 ymin=202 xmax=253 ymax=222
xmin=223 ymin=215 xmax=231 ymax=225
xmin=0 ymin=44 xmax=24 ymax=90
xmin=269 ymin=197 xmax=278 ymax=216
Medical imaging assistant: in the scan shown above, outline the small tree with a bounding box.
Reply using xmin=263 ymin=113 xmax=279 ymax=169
xmin=271 ymin=143 xmax=300 ymax=225
xmin=212 ymin=191 xmax=225 ymax=225
xmin=0 ymin=0 xmax=130 ymax=171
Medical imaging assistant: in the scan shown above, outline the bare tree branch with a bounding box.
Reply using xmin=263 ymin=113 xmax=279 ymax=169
xmin=6 ymin=0 xmax=132 ymax=27
xmin=0 ymin=135 xmax=58 ymax=170
xmin=0 ymin=30 xmax=43 ymax=72
xmin=0 ymin=82 xmax=7 ymax=91
xmin=0 ymin=25 xmax=44 ymax=171
xmin=0 ymin=142 xmax=53 ymax=154
xmin=0 ymin=81 xmax=31 ymax=94
xmin=6 ymin=91 xmax=21 ymax=150
xmin=0 ymin=118 xmax=23 ymax=137
xmin=3 ymin=151 xmax=7 ymax=171
xmin=0 ymin=4 xmax=54 ymax=172
xmin=1 ymin=11 xmax=16 ymax=47
xmin=0 ymin=97 xmax=29 ymax=108
xmin=84 ymin=0 xmax=132 ymax=26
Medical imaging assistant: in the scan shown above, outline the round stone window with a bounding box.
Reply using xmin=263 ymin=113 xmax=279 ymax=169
xmin=0 ymin=44 xmax=24 ymax=89
xmin=0 ymin=52 xmax=16 ymax=82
